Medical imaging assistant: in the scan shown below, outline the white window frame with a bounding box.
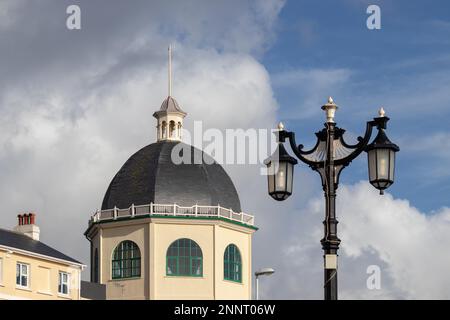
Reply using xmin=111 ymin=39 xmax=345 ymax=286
xmin=16 ymin=262 xmax=29 ymax=288
xmin=58 ymin=271 xmax=70 ymax=295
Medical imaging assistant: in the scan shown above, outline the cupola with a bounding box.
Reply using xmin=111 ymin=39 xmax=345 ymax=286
xmin=153 ymin=45 xmax=186 ymax=141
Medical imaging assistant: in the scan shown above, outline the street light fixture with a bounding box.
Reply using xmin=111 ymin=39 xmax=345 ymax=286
xmin=254 ymin=268 xmax=275 ymax=300
xmin=265 ymin=97 xmax=399 ymax=300
xmin=366 ymin=108 xmax=400 ymax=194
xmin=265 ymin=123 xmax=298 ymax=201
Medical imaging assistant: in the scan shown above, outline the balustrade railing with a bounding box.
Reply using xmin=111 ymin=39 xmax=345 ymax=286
xmin=90 ymin=203 xmax=255 ymax=227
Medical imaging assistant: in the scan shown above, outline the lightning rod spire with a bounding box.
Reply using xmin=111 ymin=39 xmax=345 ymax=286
xmin=168 ymin=44 xmax=172 ymax=97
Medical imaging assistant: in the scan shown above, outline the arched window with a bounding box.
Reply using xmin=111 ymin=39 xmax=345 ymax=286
xmin=224 ymin=244 xmax=242 ymax=283
xmin=112 ymin=241 xmax=141 ymax=279
xmin=177 ymin=122 xmax=182 ymax=138
xmin=161 ymin=121 xmax=167 ymax=139
xmin=166 ymin=238 xmax=202 ymax=277
xmin=169 ymin=120 xmax=176 ymax=138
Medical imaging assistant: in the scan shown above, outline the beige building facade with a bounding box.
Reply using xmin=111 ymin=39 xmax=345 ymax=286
xmin=0 ymin=248 xmax=83 ymax=300
xmin=0 ymin=214 xmax=85 ymax=300
xmin=86 ymin=214 xmax=256 ymax=300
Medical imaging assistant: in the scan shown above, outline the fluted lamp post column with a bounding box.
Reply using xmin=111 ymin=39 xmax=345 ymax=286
xmin=264 ymin=97 xmax=400 ymax=300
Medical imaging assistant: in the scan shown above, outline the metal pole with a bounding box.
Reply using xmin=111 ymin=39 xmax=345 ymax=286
xmin=168 ymin=45 xmax=172 ymax=96
xmin=321 ymin=122 xmax=340 ymax=300
xmin=255 ymin=275 xmax=259 ymax=300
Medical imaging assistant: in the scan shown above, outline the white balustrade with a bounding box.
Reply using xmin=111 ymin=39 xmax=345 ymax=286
xmin=89 ymin=203 xmax=255 ymax=227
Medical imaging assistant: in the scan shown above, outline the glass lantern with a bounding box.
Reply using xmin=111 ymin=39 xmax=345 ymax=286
xmin=264 ymin=142 xmax=297 ymax=201
xmin=366 ymin=128 xmax=400 ymax=194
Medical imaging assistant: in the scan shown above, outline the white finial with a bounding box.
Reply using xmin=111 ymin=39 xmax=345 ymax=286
xmin=378 ymin=107 xmax=386 ymax=117
xmin=321 ymin=96 xmax=338 ymax=123
xmin=277 ymin=122 xmax=285 ymax=131
xmin=168 ymin=44 xmax=172 ymax=97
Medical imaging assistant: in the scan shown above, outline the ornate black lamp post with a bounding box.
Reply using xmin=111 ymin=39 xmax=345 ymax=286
xmin=264 ymin=97 xmax=399 ymax=300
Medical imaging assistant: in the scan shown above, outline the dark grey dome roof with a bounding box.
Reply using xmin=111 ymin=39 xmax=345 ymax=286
xmin=102 ymin=141 xmax=241 ymax=212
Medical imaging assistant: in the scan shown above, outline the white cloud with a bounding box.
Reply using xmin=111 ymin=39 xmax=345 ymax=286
xmin=271 ymin=181 xmax=450 ymax=299
xmin=1 ymin=1 xmax=450 ymax=301
xmin=0 ymin=49 xmax=279 ymax=265
xmin=0 ymin=1 xmax=282 ymax=280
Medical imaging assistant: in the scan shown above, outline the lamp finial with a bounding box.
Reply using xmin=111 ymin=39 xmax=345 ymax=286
xmin=321 ymin=96 xmax=338 ymax=123
xmin=277 ymin=122 xmax=285 ymax=131
xmin=379 ymin=107 xmax=386 ymax=117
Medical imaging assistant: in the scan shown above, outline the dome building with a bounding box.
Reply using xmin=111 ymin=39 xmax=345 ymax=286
xmin=84 ymin=47 xmax=257 ymax=300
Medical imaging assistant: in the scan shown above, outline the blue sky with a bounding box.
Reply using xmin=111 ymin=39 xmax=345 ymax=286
xmin=1 ymin=0 xmax=450 ymax=299
xmin=262 ymin=0 xmax=450 ymax=212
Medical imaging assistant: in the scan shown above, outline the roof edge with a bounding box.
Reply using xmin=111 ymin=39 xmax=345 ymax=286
xmin=0 ymin=244 xmax=85 ymax=267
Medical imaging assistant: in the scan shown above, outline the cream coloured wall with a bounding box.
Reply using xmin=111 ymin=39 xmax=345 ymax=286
xmin=0 ymin=249 xmax=82 ymax=300
xmin=87 ymin=216 xmax=255 ymax=300
xmin=98 ymin=221 xmax=149 ymax=300
xmin=90 ymin=229 xmax=101 ymax=282
xmin=153 ymin=222 xmax=215 ymax=300
xmin=213 ymin=224 xmax=252 ymax=300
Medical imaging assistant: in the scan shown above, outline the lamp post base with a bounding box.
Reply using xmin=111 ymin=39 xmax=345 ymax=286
xmin=324 ymin=268 xmax=338 ymax=300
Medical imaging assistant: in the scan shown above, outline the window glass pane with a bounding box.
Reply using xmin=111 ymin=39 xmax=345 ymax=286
xmin=368 ymin=150 xmax=377 ymax=181
xmin=113 ymin=268 xmax=121 ymax=279
xmin=179 ymin=257 xmax=188 ymax=275
xmin=16 ymin=264 xmax=20 ymax=285
xmin=112 ymin=241 xmax=141 ymax=279
xmin=275 ymin=162 xmax=286 ymax=192
xmin=167 ymin=257 xmax=176 ymax=275
xmin=16 ymin=264 xmax=28 ymax=287
xmin=389 ymin=150 xmax=395 ymax=181
xmin=377 ymin=149 xmax=389 ymax=179
xmin=287 ymin=163 xmax=293 ymax=194
xmin=58 ymin=272 xmax=69 ymax=294
xmin=224 ymin=245 xmax=241 ymax=282
xmin=167 ymin=238 xmax=202 ymax=276
xmin=268 ymin=167 xmax=275 ymax=194
xmin=134 ymin=247 xmax=140 ymax=258
xmin=192 ymin=258 xmax=201 ymax=276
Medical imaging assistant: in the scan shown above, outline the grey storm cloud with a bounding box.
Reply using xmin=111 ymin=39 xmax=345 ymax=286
xmin=0 ymin=0 xmax=283 ymax=283
xmin=1 ymin=0 xmax=450 ymax=299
